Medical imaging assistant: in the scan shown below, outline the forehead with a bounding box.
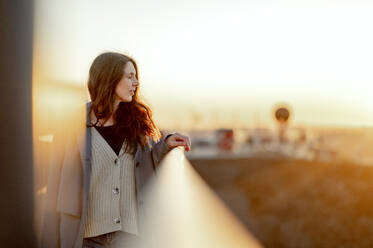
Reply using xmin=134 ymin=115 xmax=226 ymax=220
xmin=124 ymin=61 xmax=136 ymax=74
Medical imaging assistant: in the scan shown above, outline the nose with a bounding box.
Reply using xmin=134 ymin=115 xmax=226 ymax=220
xmin=133 ymin=78 xmax=139 ymax=86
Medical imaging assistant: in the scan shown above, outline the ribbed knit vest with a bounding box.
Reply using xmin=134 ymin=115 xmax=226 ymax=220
xmin=84 ymin=127 xmax=138 ymax=238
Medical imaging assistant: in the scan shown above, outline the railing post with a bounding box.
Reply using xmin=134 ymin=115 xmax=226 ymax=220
xmin=0 ymin=0 xmax=36 ymax=247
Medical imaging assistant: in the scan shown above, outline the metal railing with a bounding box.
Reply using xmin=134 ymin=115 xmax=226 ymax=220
xmin=139 ymin=147 xmax=262 ymax=248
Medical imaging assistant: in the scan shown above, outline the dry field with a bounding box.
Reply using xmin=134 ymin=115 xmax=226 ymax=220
xmin=190 ymin=157 xmax=373 ymax=248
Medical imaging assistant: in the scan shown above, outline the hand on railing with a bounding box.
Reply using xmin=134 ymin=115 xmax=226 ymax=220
xmin=165 ymin=133 xmax=192 ymax=152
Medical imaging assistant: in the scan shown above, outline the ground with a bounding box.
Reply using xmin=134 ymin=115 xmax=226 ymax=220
xmin=190 ymin=157 xmax=373 ymax=248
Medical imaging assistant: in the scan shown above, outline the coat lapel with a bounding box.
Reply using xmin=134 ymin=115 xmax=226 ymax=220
xmin=73 ymin=103 xmax=93 ymax=240
xmin=78 ymin=103 xmax=93 ymax=208
xmin=79 ymin=102 xmax=92 ymax=165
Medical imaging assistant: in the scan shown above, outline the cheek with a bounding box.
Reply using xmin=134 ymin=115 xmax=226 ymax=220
xmin=115 ymin=81 xmax=132 ymax=101
xmin=116 ymin=81 xmax=130 ymax=93
xmin=123 ymin=80 xmax=132 ymax=89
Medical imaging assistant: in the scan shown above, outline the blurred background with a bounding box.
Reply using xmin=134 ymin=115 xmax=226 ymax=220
xmin=33 ymin=0 xmax=373 ymax=247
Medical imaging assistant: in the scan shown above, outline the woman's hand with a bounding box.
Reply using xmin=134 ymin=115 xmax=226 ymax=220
xmin=165 ymin=133 xmax=192 ymax=152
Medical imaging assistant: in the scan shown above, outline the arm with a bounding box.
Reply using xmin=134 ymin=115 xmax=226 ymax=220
xmin=150 ymin=132 xmax=192 ymax=170
xmin=150 ymin=133 xmax=174 ymax=170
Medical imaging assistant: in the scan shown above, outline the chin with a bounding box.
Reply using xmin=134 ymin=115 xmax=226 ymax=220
xmin=120 ymin=96 xmax=132 ymax=102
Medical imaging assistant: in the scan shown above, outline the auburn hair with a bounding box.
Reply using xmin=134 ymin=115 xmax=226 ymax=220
xmin=87 ymin=52 xmax=161 ymax=153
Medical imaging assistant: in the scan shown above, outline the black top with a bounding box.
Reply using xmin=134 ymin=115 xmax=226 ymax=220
xmin=94 ymin=125 xmax=125 ymax=156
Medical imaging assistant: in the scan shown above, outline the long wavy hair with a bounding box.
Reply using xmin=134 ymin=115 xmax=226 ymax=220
xmin=87 ymin=52 xmax=161 ymax=153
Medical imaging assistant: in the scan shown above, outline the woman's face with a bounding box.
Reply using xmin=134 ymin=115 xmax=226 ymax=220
xmin=115 ymin=61 xmax=139 ymax=103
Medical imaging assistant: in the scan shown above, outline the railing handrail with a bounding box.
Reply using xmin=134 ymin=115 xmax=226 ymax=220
xmin=138 ymin=147 xmax=262 ymax=248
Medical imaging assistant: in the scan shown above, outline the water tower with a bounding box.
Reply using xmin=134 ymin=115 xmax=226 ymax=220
xmin=274 ymin=105 xmax=291 ymax=143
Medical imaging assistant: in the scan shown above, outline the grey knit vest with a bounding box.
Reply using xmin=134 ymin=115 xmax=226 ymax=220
xmin=84 ymin=127 xmax=138 ymax=237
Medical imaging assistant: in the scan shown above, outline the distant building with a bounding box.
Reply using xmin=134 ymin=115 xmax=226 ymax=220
xmin=216 ymin=128 xmax=234 ymax=152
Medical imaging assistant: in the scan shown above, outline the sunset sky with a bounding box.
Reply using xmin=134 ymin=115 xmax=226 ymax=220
xmin=34 ymin=0 xmax=373 ymax=129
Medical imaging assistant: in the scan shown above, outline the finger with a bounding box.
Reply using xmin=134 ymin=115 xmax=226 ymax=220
xmin=173 ymin=135 xmax=188 ymax=142
xmin=170 ymin=140 xmax=188 ymax=147
xmin=187 ymin=137 xmax=192 ymax=149
xmin=185 ymin=142 xmax=190 ymax=151
xmin=181 ymin=138 xmax=190 ymax=151
xmin=176 ymin=136 xmax=191 ymax=151
xmin=169 ymin=134 xmax=191 ymax=151
xmin=170 ymin=142 xmax=189 ymax=151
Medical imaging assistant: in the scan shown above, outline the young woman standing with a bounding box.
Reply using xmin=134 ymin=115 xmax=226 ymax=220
xmin=41 ymin=52 xmax=191 ymax=248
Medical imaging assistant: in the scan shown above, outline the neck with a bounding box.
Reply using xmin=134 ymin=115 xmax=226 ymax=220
xmin=113 ymin=98 xmax=121 ymax=112
xmin=90 ymin=100 xmax=121 ymax=127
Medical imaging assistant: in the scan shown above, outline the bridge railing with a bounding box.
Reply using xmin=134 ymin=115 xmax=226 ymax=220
xmin=139 ymin=147 xmax=262 ymax=248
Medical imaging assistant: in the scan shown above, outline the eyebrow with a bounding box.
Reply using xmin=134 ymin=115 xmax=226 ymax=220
xmin=125 ymin=72 xmax=136 ymax=77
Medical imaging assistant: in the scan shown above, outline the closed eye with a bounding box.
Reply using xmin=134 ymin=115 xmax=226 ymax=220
xmin=127 ymin=73 xmax=136 ymax=79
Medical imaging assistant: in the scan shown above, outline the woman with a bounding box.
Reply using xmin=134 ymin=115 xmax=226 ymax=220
xmin=41 ymin=52 xmax=191 ymax=248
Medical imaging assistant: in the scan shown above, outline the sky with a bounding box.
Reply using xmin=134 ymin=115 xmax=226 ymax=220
xmin=34 ymin=0 xmax=373 ymax=129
